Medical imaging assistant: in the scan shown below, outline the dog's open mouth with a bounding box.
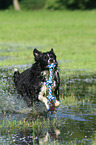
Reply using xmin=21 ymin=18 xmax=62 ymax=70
xmin=46 ymin=62 xmax=57 ymax=68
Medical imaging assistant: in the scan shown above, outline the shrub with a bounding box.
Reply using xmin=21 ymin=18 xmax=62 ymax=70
xmin=45 ymin=0 xmax=96 ymax=10
xmin=20 ymin=0 xmax=45 ymax=10
xmin=45 ymin=0 xmax=62 ymax=10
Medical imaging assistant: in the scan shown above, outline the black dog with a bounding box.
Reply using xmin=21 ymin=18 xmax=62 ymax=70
xmin=13 ymin=48 xmax=60 ymax=110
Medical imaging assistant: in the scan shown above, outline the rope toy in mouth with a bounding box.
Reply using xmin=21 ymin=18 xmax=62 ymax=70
xmin=46 ymin=63 xmax=56 ymax=113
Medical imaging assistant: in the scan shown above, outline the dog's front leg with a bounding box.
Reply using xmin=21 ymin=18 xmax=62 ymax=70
xmin=38 ymin=82 xmax=49 ymax=110
xmin=54 ymin=88 xmax=60 ymax=107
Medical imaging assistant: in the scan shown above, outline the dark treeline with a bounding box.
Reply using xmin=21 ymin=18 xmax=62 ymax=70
xmin=45 ymin=0 xmax=96 ymax=10
xmin=0 ymin=0 xmax=96 ymax=10
xmin=0 ymin=0 xmax=12 ymax=9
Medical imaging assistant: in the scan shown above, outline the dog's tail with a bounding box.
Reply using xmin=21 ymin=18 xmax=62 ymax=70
xmin=13 ymin=68 xmax=20 ymax=86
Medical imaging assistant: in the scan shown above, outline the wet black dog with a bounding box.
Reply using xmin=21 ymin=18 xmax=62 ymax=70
xmin=13 ymin=48 xmax=60 ymax=110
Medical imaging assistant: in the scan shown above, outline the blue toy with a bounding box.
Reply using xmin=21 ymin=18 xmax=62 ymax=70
xmin=46 ymin=63 xmax=56 ymax=113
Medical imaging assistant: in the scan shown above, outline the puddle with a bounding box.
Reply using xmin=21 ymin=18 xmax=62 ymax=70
xmin=0 ymin=43 xmax=44 ymax=52
xmin=0 ymin=56 xmax=15 ymax=61
xmin=0 ymin=65 xmax=96 ymax=144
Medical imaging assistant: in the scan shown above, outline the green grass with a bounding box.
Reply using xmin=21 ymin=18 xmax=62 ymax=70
xmin=0 ymin=10 xmax=96 ymax=144
xmin=0 ymin=118 xmax=47 ymax=134
xmin=93 ymin=134 xmax=96 ymax=145
xmin=0 ymin=10 xmax=96 ymax=75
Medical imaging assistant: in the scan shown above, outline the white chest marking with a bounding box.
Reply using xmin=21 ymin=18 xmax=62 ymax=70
xmin=38 ymin=70 xmax=57 ymax=109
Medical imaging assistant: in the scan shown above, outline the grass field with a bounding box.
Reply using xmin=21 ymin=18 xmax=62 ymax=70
xmin=0 ymin=10 xmax=96 ymax=144
xmin=0 ymin=10 xmax=96 ymax=74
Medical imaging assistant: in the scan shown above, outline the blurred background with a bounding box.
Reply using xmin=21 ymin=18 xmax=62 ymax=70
xmin=0 ymin=0 xmax=96 ymax=11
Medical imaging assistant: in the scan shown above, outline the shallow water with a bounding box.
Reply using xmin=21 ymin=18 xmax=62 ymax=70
xmin=0 ymin=65 xmax=96 ymax=145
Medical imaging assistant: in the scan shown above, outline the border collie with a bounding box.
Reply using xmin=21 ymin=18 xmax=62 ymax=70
xmin=13 ymin=48 xmax=60 ymax=111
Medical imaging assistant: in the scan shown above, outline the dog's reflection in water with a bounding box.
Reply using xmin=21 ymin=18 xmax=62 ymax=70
xmin=39 ymin=128 xmax=60 ymax=144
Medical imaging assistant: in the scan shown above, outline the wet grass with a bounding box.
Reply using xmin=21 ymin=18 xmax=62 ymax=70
xmin=0 ymin=118 xmax=47 ymax=134
xmin=0 ymin=113 xmax=62 ymax=144
xmin=0 ymin=65 xmax=96 ymax=144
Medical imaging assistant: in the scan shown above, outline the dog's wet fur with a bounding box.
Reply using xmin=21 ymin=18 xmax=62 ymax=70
xmin=13 ymin=48 xmax=60 ymax=110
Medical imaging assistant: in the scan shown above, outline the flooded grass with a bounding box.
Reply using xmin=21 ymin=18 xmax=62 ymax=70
xmin=0 ymin=65 xmax=96 ymax=144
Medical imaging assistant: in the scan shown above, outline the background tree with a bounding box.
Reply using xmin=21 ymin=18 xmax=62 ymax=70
xmin=13 ymin=0 xmax=20 ymax=10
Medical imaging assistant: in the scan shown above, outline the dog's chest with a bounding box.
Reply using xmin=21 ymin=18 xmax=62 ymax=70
xmin=40 ymin=70 xmax=56 ymax=96
xmin=41 ymin=70 xmax=55 ymax=84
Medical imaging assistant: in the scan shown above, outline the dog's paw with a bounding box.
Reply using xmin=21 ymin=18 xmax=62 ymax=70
xmin=55 ymin=100 xmax=60 ymax=107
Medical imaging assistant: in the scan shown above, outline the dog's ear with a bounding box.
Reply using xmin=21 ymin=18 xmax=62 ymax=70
xmin=51 ymin=48 xmax=54 ymax=53
xmin=50 ymin=48 xmax=56 ymax=55
xmin=33 ymin=48 xmax=41 ymax=61
xmin=50 ymin=48 xmax=56 ymax=59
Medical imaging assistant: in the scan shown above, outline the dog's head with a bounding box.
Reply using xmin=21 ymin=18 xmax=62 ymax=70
xmin=33 ymin=48 xmax=57 ymax=69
